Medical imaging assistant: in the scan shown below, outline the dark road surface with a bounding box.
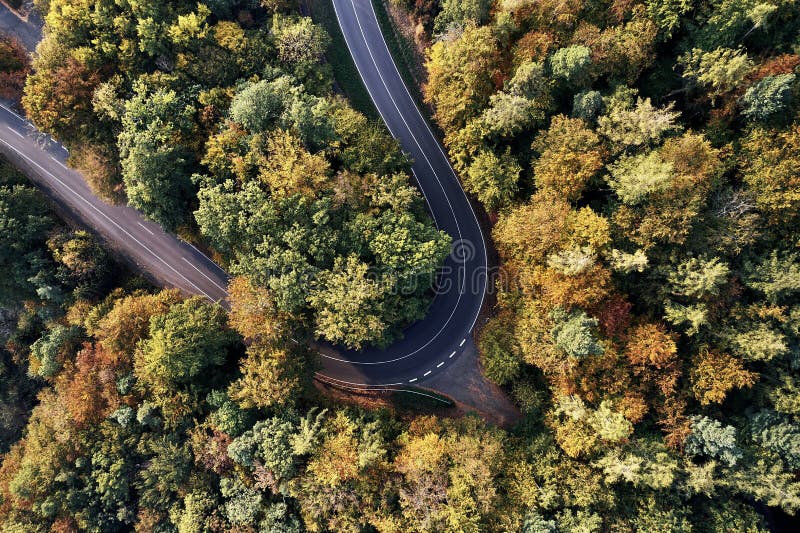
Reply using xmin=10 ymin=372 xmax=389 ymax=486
xmin=0 ymin=0 xmax=489 ymax=388
xmin=0 ymin=2 xmax=41 ymax=51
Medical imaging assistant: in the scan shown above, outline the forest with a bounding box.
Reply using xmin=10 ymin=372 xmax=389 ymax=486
xmin=0 ymin=0 xmax=799 ymax=530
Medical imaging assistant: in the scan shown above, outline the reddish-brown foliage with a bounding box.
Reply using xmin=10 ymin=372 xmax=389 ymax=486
xmin=625 ymin=323 xmax=678 ymax=369
xmin=22 ymin=57 xmax=101 ymax=140
xmin=0 ymin=35 xmax=29 ymax=101
xmin=56 ymin=343 xmax=124 ymax=429
xmin=658 ymin=396 xmax=691 ymax=449
xmin=593 ymin=294 xmax=633 ymax=339
xmin=512 ymin=30 xmax=555 ymax=64
xmin=191 ymin=427 xmax=234 ymax=475
xmin=751 ymin=53 xmax=800 ymax=81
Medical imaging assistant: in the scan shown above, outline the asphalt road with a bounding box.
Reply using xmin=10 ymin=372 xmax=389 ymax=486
xmin=0 ymin=2 xmax=41 ymax=51
xmin=0 ymin=0 xmax=488 ymax=388
xmin=319 ymin=0 xmax=488 ymax=386
xmin=0 ymin=102 xmax=231 ymax=306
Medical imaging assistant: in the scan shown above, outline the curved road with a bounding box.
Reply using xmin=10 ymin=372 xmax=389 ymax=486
xmin=0 ymin=0 xmax=488 ymax=387
xmin=319 ymin=0 xmax=488 ymax=386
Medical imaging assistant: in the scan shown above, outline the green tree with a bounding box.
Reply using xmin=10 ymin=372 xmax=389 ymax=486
xmin=433 ymin=0 xmax=492 ymax=33
xmin=307 ymin=255 xmax=390 ymax=349
xmin=532 ymin=116 xmax=604 ymax=202
xmin=228 ymin=77 xmax=299 ymax=134
xmin=136 ymin=297 xmax=234 ymax=388
xmin=464 ymin=148 xmax=521 ymax=210
xmin=667 ymin=256 xmax=729 ymax=299
xmin=594 ymin=439 xmax=678 ymax=490
xmin=572 ymin=90 xmax=604 ymax=121
xmin=229 ymin=342 xmax=314 ymax=410
xmin=330 ymin=105 xmax=407 ymax=175
xmin=48 ymin=230 xmax=113 ymax=299
xmin=741 ymin=126 xmax=800 ymax=226
xmin=645 ymin=0 xmax=694 ymax=37
xmin=137 ymin=436 xmax=193 ymax=512
xmin=679 ymin=47 xmax=753 ymax=98
xmin=750 ymin=410 xmax=800 ymax=469
xmin=507 ymin=61 xmax=552 ymax=102
xmin=170 ymin=488 xmax=223 ymax=533
xmin=550 ymin=308 xmax=604 ymax=359
xmin=118 ymin=84 xmax=196 ymax=229
xmin=257 ymin=129 xmax=332 ymax=198
xmin=0 ymin=171 xmax=54 ymax=307
xmin=598 ymin=88 xmax=681 ymax=151
xmin=745 ymin=251 xmax=800 ymax=304
xmin=685 ymin=415 xmax=742 ymax=466
xmin=549 ymin=45 xmax=593 ymax=87
xmin=28 ymin=325 xmax=81 ymax=379
xmin=481 ymin=92 xmax=548 ymax=138
xmin=479 ymin=312 xmax=522 ymax=385
xmin=741 ymin=74 xmax=795 ymax=122
xmin=424 ymin=23 xmax=500 ymax=134
xmin=228 ymin=77 xmax=334 ymax=149
xmin=391 ymin=416 xmax=506 ymax=532
xmin=273 ymin=16 xmax=330 ymax=65
xmin=731 ymin=324 xmax=788 ymax=362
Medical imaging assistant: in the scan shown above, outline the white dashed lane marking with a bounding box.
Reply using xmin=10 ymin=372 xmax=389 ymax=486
xmin=6 ymin=126 xmax=23 ymax=139
xmin=423 ymin=370 xmax=432 ymax=377
xmin=436 ymin=362 xmax=444 ymax=368
xmin=408 ymin=378 xmax=417 ymax=383
xmin=449 ymin=351 xmax=456 ymax=358
xmin=137 ymin=222 xmax=155 ymax=235
xmin=459 ymin=338 xmax=466 ymax=347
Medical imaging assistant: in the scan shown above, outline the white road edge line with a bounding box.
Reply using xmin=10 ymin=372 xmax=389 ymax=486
xmin=180 ymin=237 xmax=229 ymax=277
xmin=0 ymin=103 xmax=23 ymax=120
xmin=51 ymin=157 xmax=70 ymax=171
xmin=423 ymin=370 xmax=432 ymax=377
xmin=182 ymin=257 xmax=229 ymax=294
xmin=0 ymin=137 xmax=218 ymax=303
xmin=365 ymin=0 xmax=489 ymax=336
xmin=137 ymin=221 xmax=155 ymax=235
xmin=6 ymin=126 xmax=23 ymax=139
xmin=315 ymin=374 xmax=450 ymax=402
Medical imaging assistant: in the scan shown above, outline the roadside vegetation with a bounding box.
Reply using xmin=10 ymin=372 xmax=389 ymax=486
xmin=0 ymin=33 xmax=29 ymax=101
xmin=306 ymin=0 xmax=376 ymax=116
xmin=372 ymin=0 xmax=427 ymax=108
xmin=0 ymin=0 xmax=798 ymax=530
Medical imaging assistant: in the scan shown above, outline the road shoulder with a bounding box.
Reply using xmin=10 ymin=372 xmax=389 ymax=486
xmin=422 ymin=340 xmax=521 ymax=427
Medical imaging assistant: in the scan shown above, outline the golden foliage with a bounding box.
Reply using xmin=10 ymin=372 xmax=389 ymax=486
xmin=691 ymin=350 xmax=757 ymax=406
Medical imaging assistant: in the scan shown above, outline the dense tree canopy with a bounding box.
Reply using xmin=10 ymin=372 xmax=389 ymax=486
xmin=2 ymin=0 xmax=800 ymax=530
xmin=0 ymin=160 xmax=54 ymax=307
xmin=0 ymin=34 xmax=29 ymax=101
xmin=417 ymin=0 xmax=800 ymax=527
